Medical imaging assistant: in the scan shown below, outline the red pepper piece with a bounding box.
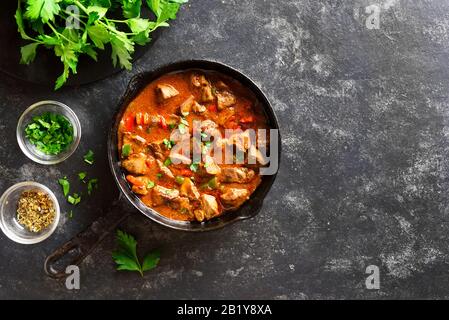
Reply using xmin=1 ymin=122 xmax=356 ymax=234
xmin=239 ymin=116 xmax=254 ymax=123
xmin=159 ymin=115 xmax=167 ymax=129
xmin=207 ymin=104 xmax=217 ymax=113
xmin=124 ymin=115 xmax=134 ymax=131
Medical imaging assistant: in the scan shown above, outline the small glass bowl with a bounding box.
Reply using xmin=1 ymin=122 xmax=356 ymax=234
xmin=17 ymin=100 xmax=81 ymax=165
xmin=0 ymin=182 xmax=60 ymax=244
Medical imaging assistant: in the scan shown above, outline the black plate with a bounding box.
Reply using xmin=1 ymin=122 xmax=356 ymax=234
xmin=109 ymin=60 xmax=282 ymax=231
xmin=0 ymin=2 xmax=157 ymax=88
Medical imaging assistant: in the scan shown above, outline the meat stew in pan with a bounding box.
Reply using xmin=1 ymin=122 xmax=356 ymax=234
xmin=118 ymin=70 xmax=270 ymax=222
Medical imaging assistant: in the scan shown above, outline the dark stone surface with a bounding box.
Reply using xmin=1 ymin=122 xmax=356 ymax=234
xmin=1 ymin=0 xmax=449 ymax=299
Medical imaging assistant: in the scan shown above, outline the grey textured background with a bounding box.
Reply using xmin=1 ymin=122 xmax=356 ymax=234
xmin=1 ymin=0 xmax=449 ymax=299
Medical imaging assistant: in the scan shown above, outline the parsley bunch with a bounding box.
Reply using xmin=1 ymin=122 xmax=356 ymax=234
xmin=15 ymin=0 xmax=188 ymax=90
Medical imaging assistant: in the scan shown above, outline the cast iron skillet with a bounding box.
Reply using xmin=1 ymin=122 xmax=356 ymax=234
xmin=44 ymin=60 xmax=281 ymax=278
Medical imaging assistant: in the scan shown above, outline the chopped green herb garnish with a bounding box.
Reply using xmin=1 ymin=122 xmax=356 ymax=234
xmin=24 ymin=112 xmax=73 ymax=155
xmin=200 ymin=132 xmax=208 ymax=139
xmin=163 ymin=139 xmax=174 ymax=150
xmin=68 ymin=193 xmax=81 ymax=205
xmin=178 ymin=123 xmax=187 ymax=134
xmin=147 ymin=180 xmax=155 ymax=189
xmin=58 ymin=177 xmax=70 ymax=197
xmin=168 ymin=123 xmax=176 ymax=130
xmin=175 ymin=176 xmax=185 ymax=185
xmin=122 ymin=144 xmax=132 ymax=158
xmin=189 ymin=162 xmax=199 ymax=172
xmin=164 ymin=188 xmax=176 ymax=195
xmin=156 ymin=173 xmax=163 ymax=179
xmin=87 ymin=178 xmax=98 ymax=195
xmin=78 ymin=172 xmax=87 ymax=182
xmin=208 ymin=177 xmax=218 ymax=189
xmin=112 ymin=230 xmax=160 ymax=276
xmin=200 ymin=177 xmax=218 ymax=190
xmin=164 ymin=158 xmax=172 ymax=166
xmin=84 ymin=150 xmax=94 ymax=165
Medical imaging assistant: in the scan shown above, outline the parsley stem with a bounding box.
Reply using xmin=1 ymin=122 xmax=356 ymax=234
xmin=97 ymin=20 xmax=129 ymax=37
xmin=61 ymin=12 xmax=87 ymax=26
xmin=105 ymin=19 xmax=129 ymax=23
xmin=46 ymin=22 xmax=77 ymax=45
xmin=28 ymin=38 xmax=44 ymax=44
xmin=46 ymin=22 xmax=61 ymax=39
xmin=73 ymin=0 xmax=89 ymax=14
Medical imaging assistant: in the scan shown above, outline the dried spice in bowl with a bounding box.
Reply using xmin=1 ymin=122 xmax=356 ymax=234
xmin=16 ymin=191 xmax=56 ymax=233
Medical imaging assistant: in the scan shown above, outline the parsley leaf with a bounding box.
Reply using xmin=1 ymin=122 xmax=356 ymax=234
xmin=121 ymin=0 xmax=142 ymax=18
xmin=24 ymin=0 xmax=61 ymax=24
xmin=112 ymin=229 xmax=160 ymax=276
xmin=127 ymin=17 xmax=151 ymax=34
xmin=68 ymin=193 xmax=81 ymax=205
xmin=147 ymin=0 xmax=187 ymax=23
xmin=15 ymin=5 xmax=31 ymax=40
xmin=162 ymin=138 xmax=174 ymax=149
xmin=84 ymin=150 xmax=95 ymax=164
xmin=58 ymin=177 xmax=70 ymax=197
xmin=122 ymin=144 xmax=132 ymax=157
xmin=20 ymin=43 xmax=40 ymax=64
xmin=87 ymin=24 xmax=110 ymax=49
xmin=55 ymin=64 xmax=70 ymax=90
xmin=86 ymin=5 xmax=108 ymax=19
xmin=142 ymin=250 xmax=160 ymax=271
xmin=110 ymin=33 xmax=134 ymax=70
xmin=164 ymin=158 xmax=172 ymax=166
xmin=78 ymin=172 xmax=87 ymax=181
xmin=189 ymin=162 xmax=199 ymax=172
xmin=147 ymin=180 xmax=155 ymax=189
xmin=87 ymin=178 xmax=98 ymax=195
xmin=54 ymin=42 xmax=80 ymax=90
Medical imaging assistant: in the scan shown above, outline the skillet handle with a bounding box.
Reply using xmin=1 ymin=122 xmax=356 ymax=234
xmin=44 ymin=196 xmax=132 ymax=279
